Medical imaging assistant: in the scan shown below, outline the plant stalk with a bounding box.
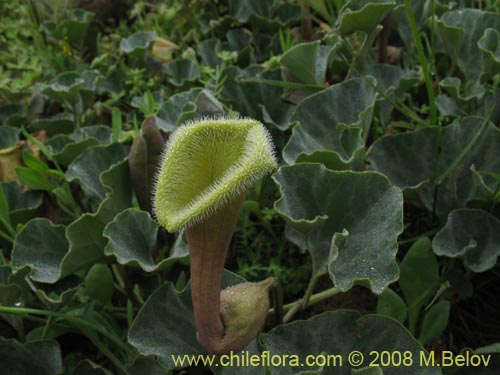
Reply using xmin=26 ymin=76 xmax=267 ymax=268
xmin=270 ymin=286 xmax=342 ymax=322
xmin=186 ymin=191 xmax=246 ymax=355
xmin=404 ymin=0 xmax=437 ymax=127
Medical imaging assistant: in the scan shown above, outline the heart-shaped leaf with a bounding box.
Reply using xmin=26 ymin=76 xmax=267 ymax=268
xmin=433 ymin=208 xmax=500 ymax=272
xmin=436 ymin=9 xmax=500 ymax=81
xmin=155 ymin=89 xmax=201 ymax=132
xmin=13 ymin=158 xmax=131 ymax=285
xmin=0 ymin=104 xmax=25 ymax=127
xmin=47 ymin=125 xmax=112 ymax=166
xmin=229 ymin=0 xmax=275 ymax=23
xmin=337 ymin=0 xmax=396 ymax=35
xmin=273 ymin=164 xmax=403 ymax=294
xmin=262 ymin=310 xmax=440 ymax=375
xmin=104 ymin=208 xmax=188 ymax=272
xmin=12 ymin=218 xmax=69 ymax=283
xmin=283 ymin=77 xmax=377 ymax=168
xmin=478 ymin=28 xmax=500 ymax=76
xmin=0 ymin=338 xmax=63 ymax=375
xmin=41 ymin=72 xmax=83 ymax=105
xmin=66 ymin=143 xmax=130 ymax=202
xmin=279 ymin=41 xmax=339 ymax=86
xmin=71 ymin=359 xmax=114 ymax=375
xmin=162 ymin=59 xmax=201 ymax=87
xmin=220 ymin=67 xmax=294 ymax=130
xmin=127 ymin=356 xmax=169 ymax=375
xmin=120 ymin=31 xmax=157 ymax=55
xmin=229 ymin=0 xmax=302 ymax=32
xmin=368 ymin=117 xmax=500 ymax=219
xmin=30 ymin=114 xmax=75 ymax=137
xmin=0 ymin=181 xmax=43 ymax=226
xmin=0 ymin=126 xmax=20 ymax=149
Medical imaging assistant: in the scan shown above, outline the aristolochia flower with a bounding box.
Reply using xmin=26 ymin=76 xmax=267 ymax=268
xmin=153 ymin=117 xmax=278 ymax=355
xmin=154 ymin=117 xmax=277 ymax=232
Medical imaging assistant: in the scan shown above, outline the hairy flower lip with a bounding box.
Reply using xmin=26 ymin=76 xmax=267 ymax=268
xmin=153 ymin=117 xmax=277 ymax=232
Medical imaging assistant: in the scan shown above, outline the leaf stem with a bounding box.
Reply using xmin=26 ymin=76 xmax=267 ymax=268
xmin=0 ymin=305 xmax=132 ymax=354
xmin=404 ymin=0 xmax=437 ymax=127
xmin=276 ymin=285 xmax=342 ymax=323
xmin=436 ymin=109 xmax=495 ymax=185
xmin=350 ymin=66 xmax=427 ymax=127
xmin=41 ymin=315 xmax=53 ymax=339
xmin=86 ymin=333 xmax=130 ymax=375
xmin=0 ymin=229 xmax=14 ymax=243
xmin=398 ymin=227 xmax=441 ymax=245
xmin=0 ymin=216 xmax=16 ymax=238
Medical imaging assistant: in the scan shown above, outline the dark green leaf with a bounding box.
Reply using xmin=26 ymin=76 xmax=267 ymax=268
xmin=12 ymin=218 xmax=69 ymax=283
xmin=30 ymin=115 xmax=75 ymax=137
xmin=279 ymin=41 xmax=339 ymax=86
xmin=195 ymin=89 xmax=225 ymax=117
xmin=0 ymin=104 xmax=26 ymax=127
xmin=337 ymin=0 xmax=396 ymax=35
xmin=435 ymin=95 xmax=460 ymax=117
xmin=47 ymin=8 xmax=96 ymax=56
xmin=103 ymin=208 xmax=163 ymax=272
xmin=419 ymin=300 xmax=450 ymax=346
xmin=0 ymin=184 xmax=11 ymax=228
xmin=128 ymin=272 xmax=245 ymax=368
xmin=273 ymin=164 xmax=403 ymax=293
xmin=93 ymin=159 xmax=132 ymax=224
xmin=71 ymin=359 xmax=114 ymax=375
xmin=262 ymin=310 xmax=440 ymax=375
xmin=283 ymin=77 xmax=377 ymax=167
xmin=28 ymin=274 xmax=82 ymax=307
xmin=42 ymin=72 xmax=84 ymax=105
xmin=399 ymin=238 xmax=440 ymax=335
xmin=0 ymin=338 xmax=63 ymax=375
xmin=376 ymin=288 xmax=407 ymax=324
xmin=85 ymin=264 xmax=114 ymax=305
xmin=478 ymin=28 xmax=500 ymax=76
xmin=155 ymin=89 xmax=201 ymax=132
xmin=162 ymin=59 xmax=201 ymax=87
xmin=120 ymin=31 xmax=157 ymax=54
xmin=436 ymin=9 xmax=500 ymax=81
xmin=66 ymin=143 xmax=130 ymax=201
xmin=229 ymin=0 xmax=275 ymax=23
xmin=368 ymin=117 xmax=500 ymax=219
xmin=433 ymin=209 xmax=500 ymax=272
xmin=221 ymin=67 xmax=294 ymax=130
xmin=440 ymin=77 xmax=485 ymax=102
xmin=127 ymin=356 xmax=169 ymax=375
xmin=104 ymin=208 xmax=188 ymax=272
xmin=15 ymin=167 xmax=57 ymax=192
xmin=64 ymin=214 xmax=108 ymax=276
xmin=0 ymin=284 xmax=23 ymax=331
xmin=1 ymin=181 xmax=43 ymax=226
xmin=48 ymin=126 xmax=113 ymax=166
xmin=0 ymin=126 xmax=20 ymax=149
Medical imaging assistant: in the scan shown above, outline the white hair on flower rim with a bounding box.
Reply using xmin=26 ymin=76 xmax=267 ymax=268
xmin=152 ymin=116 xmax=277 ymax=232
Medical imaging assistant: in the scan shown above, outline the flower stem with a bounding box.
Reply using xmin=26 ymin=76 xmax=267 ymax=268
xmin=272 ymin=286 xmax=342 ymax=323
xmin=186 ymin=192 xmax=246 ymax=355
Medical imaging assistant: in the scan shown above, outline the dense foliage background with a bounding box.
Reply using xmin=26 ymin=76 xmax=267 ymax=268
xmin=1 ymin=0 xmax=500 ymax=374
